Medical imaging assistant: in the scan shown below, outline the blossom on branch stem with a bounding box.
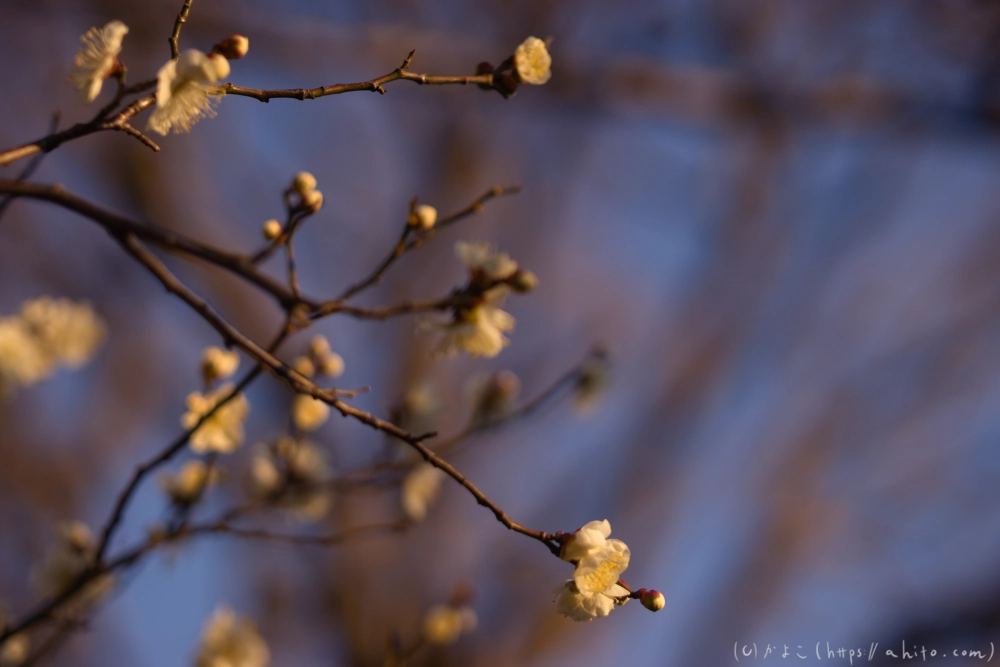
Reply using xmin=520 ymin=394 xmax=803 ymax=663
xmin=411 ymin=204 xmax=437 ymax=231
xmin=201 ymin=346 xmax=239 ymax=384
xmin=427 ymin=286 xmax=515 ymax=358
xmin=456 ymin=241 xmax=518 ymax=282
xmin=182 ymin=383 xmax=249 ymax=454
xmin=160 ymin=460 xmax=219 ymax=505
xmin=70 ymin=20 xmax=128 ymax=103
xmin=554 ymin=519 xmax=632 ymax=621
xmin=292 ymin=394 xmax=330 ymax=431
xmin=514 ymin=36 xmax=552 ymax=85
xmin=148 ymin=49 xmax=231 ymax=135
xmin=195 ymin=606 xmax=270 ymax=667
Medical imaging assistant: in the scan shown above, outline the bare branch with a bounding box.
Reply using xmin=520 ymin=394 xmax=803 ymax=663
xmin=168 ymin=0 xmax=195 ymax=59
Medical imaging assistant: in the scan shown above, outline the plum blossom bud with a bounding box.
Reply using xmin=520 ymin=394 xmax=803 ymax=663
xmin=292 ymin=172 xmax=317 ymax=195
xmin=508 ymin=269 xmax=538 ymax=293
xmin=317 ymin=352 xmax=344 ymax=378
xmin=411 ymin=204 xmax=437 ymax=231
xmin=292 ymin=356 xmax=315 ymax=378
xmin=213 ymin=34 xmax=249 ymax=60
xmin=309 ymin=335 xmax=331 ymax=358
xmin=262 ymin=219 xmax=282 ymax=240
xmin=301 ymin=189 xmax=323 ymax=213
xmin=637 ymin=588 xmax=665 ymax=612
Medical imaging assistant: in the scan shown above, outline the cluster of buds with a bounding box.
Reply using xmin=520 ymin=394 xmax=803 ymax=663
xmin=289 ymin=171 xmax=323 ymax=213
xmin=476 ymin=36 xmax=552 ymax=98
xmin=212 ymin=34 xmax=250 ymax=61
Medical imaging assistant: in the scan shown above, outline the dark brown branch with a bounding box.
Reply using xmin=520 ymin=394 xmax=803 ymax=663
xmin=223 ymin=50 xmax=493 ymax=103
xmin=0 ymin=114 xmax=59 ymax=224
xmin=403 ymin=185 xmax=522 ymax=252
xmin=168 ymin=0 xmax=195 ymax=59
xmin=0 ymin=180 xmax=308 ymax=310
xmin=0 ymin=95 xmax=155 ymax=167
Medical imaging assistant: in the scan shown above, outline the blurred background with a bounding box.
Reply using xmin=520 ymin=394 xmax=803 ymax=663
xmin=3 ymin=0 xmax=1000 ymax=665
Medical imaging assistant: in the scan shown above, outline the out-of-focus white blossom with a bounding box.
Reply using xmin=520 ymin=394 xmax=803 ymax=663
xmin=70 ymin=20 xmax=128 ymax=103
xmin=182 ymin=383 xmax=249 ymax=454
xmin=306 ymin=336 xmax=344 ymax=378
xmin=0 ymin=297 xmax=105 ymax=398
xmin=421 ymin=604 xmax=477 ymax=645
xmin=469 ymin=370 xmax=520 ymax=425
xmin=148 ymin=49 xmax=230 ymax=135
xmin=412 ymin=204 xmax=437 ymax=231
xmin=514 ymin=36 xmax=552 ymax=85
xmin=426 ymin=287 xmax=515 ymax=359
xmin=292 ymin=394 xmax=329 ymax=431
xmin=160 ymin=460 xmax=218 ymax=505
xmin=32 ymin=521 xmax=114 ymax=605
xmin=455 ymin=241 xmax=518 ymax=282
xmin=195 ymin=606 xmax=270 ymax=667
xmin=0 ymin=317 xmax=49 ymax=397
xmin=292 ymin=356 xmax=316 ymax=378
xmin=249 ymin=438 xmax=333 ymax=521
xmin=401 ymin=463 xmax=446 ymax=522
xmin=21 ymin=297 xmax=106 ymax=369
xmin=201 ymin=346 xmax=239 ymax=384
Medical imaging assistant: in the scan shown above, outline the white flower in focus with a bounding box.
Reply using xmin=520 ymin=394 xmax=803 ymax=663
xmin=201 ymin=346 xmax=240 ymax=383
xmin=553 ymin=579 xmax=629 ymax=622
xmin=401 ymin=463 xmax=446 ymax=522
xmin=574 ymin=538 xmax=630 ymax=596
xmin=160 ymin=460 xmax=218 ymax=505
xmin=412 ymin=204 xmax=437 ymax=231
xmin=70 ymin=20 xmax=128 ymax=103
xmin=32 ymin=521 xmax=114 ymax=605
xmin=514 ymin=36 xmax=552 ymax=85
xmin=560 ymin=519 xmax=612 ymax=563
xmin=428 ymin=287 xmax=515 ymax=359
xmin=0 ymin=316 xmax=50 ymax=397
xmin=182 ymin=383 xmax=249 ymax=454
xmin=292 ymin=394 xmax=329 ymax=431
xmin=148 ymin=49 xmax=230 ymax=135
xmin=455 ymin=241 xmax=518 ymax=281
xmin=20 ymin=297 xmax=106 ymax=369
xmin=195 ymin=606 xmax=270 ymax=667
xmin=422 ymin=605 xmax=477 ymax=645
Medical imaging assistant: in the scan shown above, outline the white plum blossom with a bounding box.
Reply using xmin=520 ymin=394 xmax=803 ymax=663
xmin=553 ymin=579 xmax=629 ymax=622
xmin=0 ymin=317 xmax=49 ymax=397
xmin=20 ymin=297 xmax=106 ymax=369
xmin=195 ymin=606 xmax=270 ymax=667
xmin=249 ymin=438 xmax=333 ymax=521
xmin=70 ymin=20 xmax=128 ymax=103
xmin=292 ymin=394 xmax=330 ymax=432
xmin=32 ymin=521 xmax=114 ymax=606
xmin=148 ymin=49 xmax=231 ymax=135
xmin=160 ymin=460 xmax=218 ymax=505
xmin=428 ymin=287 xmax=515 ymax=358
xmin=514 ymin=36 xmax=551 ymax=85
xmin=554 ymin=519 xmax=632 ymax=621
xmin=0 ymin=297 xmax=105 ymax=398
xmin=201 ymin=346 xmax=240 ymax=383
xmin=422 ymin=605 xmax=477 ymax=645
xmin=401 ymin=463 xmax=446 ymax=522
xmin=455 ymin=241 xmax=518 ymax=281
xmin=182 ymin=383 xmax=249 ymax=454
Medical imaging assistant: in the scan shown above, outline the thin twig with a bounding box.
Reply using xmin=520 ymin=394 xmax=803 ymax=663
xmin=185 ymin=519 xmax=411 ymax=546
xmin=334 ymin=185 xmax=520 ymax=303
xmin=223 ymin=50 xmax=493 ymax=103
xmin=168 ymin=0 xmax=195 ymax=59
